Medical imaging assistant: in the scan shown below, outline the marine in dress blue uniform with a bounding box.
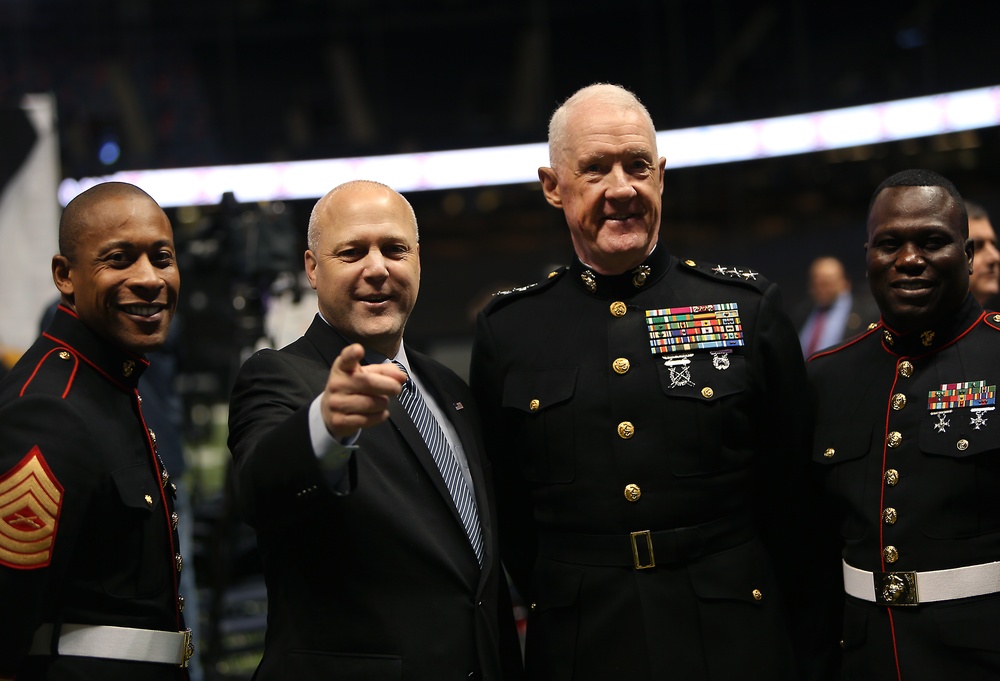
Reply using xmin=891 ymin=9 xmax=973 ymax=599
xmin=809 ymin=169 xmax=1000 ymax=679
xmin=473 ymin=246 xmax=816 ymax=680
xmin=0 ymin=182 xmax=189 ymax=680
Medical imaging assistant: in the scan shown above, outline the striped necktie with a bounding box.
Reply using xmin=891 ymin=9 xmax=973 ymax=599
xmin=393 ymin=361 xmax=484 ymax=565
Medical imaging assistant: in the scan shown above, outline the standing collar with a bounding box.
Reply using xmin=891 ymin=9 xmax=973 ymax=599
xmin=42 ymin=305 xmax=149 ymax=390
xmin=879 ymin=293 xmax=984 ymax=356
xmin=567 ymin=244 xmax=672 ymax=299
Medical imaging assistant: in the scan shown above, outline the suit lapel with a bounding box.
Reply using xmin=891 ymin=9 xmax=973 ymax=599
xmin=404 ymin=354 xmax=493 ymax=574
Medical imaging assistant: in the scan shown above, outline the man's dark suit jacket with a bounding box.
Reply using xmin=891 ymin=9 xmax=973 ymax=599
xmin=227 ymin=315 xmax=522 ymax=681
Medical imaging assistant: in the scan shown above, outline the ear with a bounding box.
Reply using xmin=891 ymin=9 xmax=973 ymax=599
xmin=52 ymin=255 xmax=74 ymax=298
xmin=304 ymin=250 xmax=319 ymax=291
xmin=656 ymin=156 xmax=666 ymax=194
xmin=538 ymin=167 xmax=562 ymax=209
xmin=966 ymin=238 xmax=975 ymax=274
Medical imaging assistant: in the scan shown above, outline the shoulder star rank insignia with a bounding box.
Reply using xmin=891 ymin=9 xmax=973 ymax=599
xmin=0 ymin=447 xmax=64 ymax=569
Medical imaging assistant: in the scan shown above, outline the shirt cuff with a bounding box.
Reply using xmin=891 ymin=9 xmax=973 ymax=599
xmin=308 ymin=394 xmax=358 ymax=483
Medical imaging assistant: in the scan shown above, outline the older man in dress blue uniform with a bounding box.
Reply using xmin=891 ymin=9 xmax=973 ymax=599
xmin=471 ymin=83 xmax=828 ymax=681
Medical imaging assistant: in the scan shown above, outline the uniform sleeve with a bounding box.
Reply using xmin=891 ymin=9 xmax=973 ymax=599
xmin=752 ymin=283 xmax=842 ymax=680
xmin=0 ymin=395 xmax=100 ymax=677
xmin=470 ymin=310 xmax=538 ymax=599
xmin=227 ymin=349 xmax=355 ymax=528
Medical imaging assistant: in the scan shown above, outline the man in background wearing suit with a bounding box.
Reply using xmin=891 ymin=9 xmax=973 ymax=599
xmin=797 ymin=256 xmax=877 ymax=357
xmin=227 ymin=180 xmax=522 ymax=681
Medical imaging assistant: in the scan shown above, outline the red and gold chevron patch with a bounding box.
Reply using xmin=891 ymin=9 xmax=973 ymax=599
xmin=0 ymin=447 xmax=64 ymax=569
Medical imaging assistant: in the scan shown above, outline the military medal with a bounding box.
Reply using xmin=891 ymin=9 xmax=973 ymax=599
xmin=710 ymin=349 xmax=732 ymax=370
xmin=662 ymin=353 xmax=695 ymax=388
xmin=932 ymin=411 xmax=952 ymax=433
xmin=970 ymin=407 xmax=994 ymax=430
xmin=928 ymin=380 xmax=996 ymax=433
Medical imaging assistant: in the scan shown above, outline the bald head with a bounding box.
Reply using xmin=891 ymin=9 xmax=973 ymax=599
xmin=60 ymin=182 xmax=163 ymax=263
xmin=307 ymin=180 xmax=418 ymax=252
xmin=547 ymin=83 xmax=657 ymax=168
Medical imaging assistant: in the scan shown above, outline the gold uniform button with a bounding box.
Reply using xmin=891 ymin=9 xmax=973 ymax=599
xmin=883 ymin=546 xmax=899 ymax=563
xmin=891 ymin=393 xmax=907 ymax=410
xmin=610 ymin=301 xmax=627 ymax=317
xmin=530 ymin=602 xmax=537 ymax=611
xmin=867 ymin=322 xmax=878 ymax=331
xmin=823 ymin=448 xmax=835 ymax=459
xmin=751 ymin=589 xmax=763 ymax=601
xmin=994 ymin=314 xmax=1000 ymax=323
xmin=617 ymin=421 xmax=635 ymax=439
xmin=624 ymin=484 xmax=641 ymax=502
xmin=176 ymin=554 xmax=184 ymax=573
xmin=58 ymin=351 xmax=71 ymax=360
xmin=178 ymin=595 xmax=186 ymax=613
xmin=547 ymin=270 xmax=559 ymax=279
xmin=898 ymin=361 xmax=913 ymax=378
xmin=122 ymin=360 xmax=135 ymax=377
xmin=149 ymin=429 xmax=157 ymax=447
xmin=529 ymin=399 xmax=540 ymax=411
xmin=171 ymin=512 xmax=179 ymax=530
xmin=957 ymin=439 xmax=970 ymax=451
xmin=885 ymin=469 xmax=900 ymax=486
xmin=887 ymin=431 xmax=902 ymax=448
xmin=701 ymin=387 xmax=714 ymax=399
xmin=613 ymin=358 xmax=631 ymax=374
xmin=144 ymin=494 xmax=153 ymax=506
xmin=684 ymin=259 xmax=697 ymax=267
xmin=883 ymin=507 xmax=898 ymax=525
xmin=161 ymin=469 xmax=170 ymax=487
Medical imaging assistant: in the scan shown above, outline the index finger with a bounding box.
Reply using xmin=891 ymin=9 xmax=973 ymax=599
xmin=333 ymin=343 xmax=366 ymax=376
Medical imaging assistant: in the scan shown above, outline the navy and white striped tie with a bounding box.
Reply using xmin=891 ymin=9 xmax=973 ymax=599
xmin=393 ymin=361 xmax=484 ymax=565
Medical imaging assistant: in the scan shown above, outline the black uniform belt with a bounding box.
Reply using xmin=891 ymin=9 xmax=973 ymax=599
xmin=539 ymin=515 xmax=755 ymax=570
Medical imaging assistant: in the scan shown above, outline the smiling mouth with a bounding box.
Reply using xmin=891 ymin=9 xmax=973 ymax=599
xmin=121 ymin=303 xmax=166 ymax=317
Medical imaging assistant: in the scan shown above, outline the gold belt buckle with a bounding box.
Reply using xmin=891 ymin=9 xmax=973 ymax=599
xmin=873 ymin=571 xmax=919 ymax=606
xmin=180 ymin=628 xmax=194 ymax=668
xmin=630 ymin=530 xmax=655 ymax=570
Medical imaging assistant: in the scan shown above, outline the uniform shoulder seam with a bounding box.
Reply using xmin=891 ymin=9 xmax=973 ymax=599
xmin=481 ymin=267 xmax=566 ymax=315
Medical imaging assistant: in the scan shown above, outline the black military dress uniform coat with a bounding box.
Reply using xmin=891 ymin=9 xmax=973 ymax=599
xmin=471 ymin=245 xmax=818 ymax=681
xmin=0 ymin=305 xmax=188 ymax=680
xmin=227 ymin=315 xmax=523 ymax=681
xmin=809 ymin=293 xmax=1000 ymax=680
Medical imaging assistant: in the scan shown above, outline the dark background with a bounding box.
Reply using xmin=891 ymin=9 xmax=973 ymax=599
xmin=3 ymin=1 xmax=999 ymax=677
xmin=3 ymin=1 xmax=999 ymax=380
xmin=3 ymin=0 xmax=999 ymax=467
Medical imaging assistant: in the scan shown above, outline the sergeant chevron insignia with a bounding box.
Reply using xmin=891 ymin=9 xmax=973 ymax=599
xmin=0 ymin=447 xmax=64 ymax=569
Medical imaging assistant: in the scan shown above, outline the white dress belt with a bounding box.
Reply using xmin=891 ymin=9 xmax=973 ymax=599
xmin=29 ymin=623 xmax=193 ymax=667
xmin=843 ymin=559 xmax=1000 ymax=606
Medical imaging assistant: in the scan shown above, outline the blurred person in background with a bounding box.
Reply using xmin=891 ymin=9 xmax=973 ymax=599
xmin=797 ymin=255 xmax=878 ymax=357
xmin=966 ymin=200 xmax=999 ymax=308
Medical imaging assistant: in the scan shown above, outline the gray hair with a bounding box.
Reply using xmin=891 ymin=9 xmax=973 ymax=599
xmin=547 ymin=83 xmax=657 ymax=167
